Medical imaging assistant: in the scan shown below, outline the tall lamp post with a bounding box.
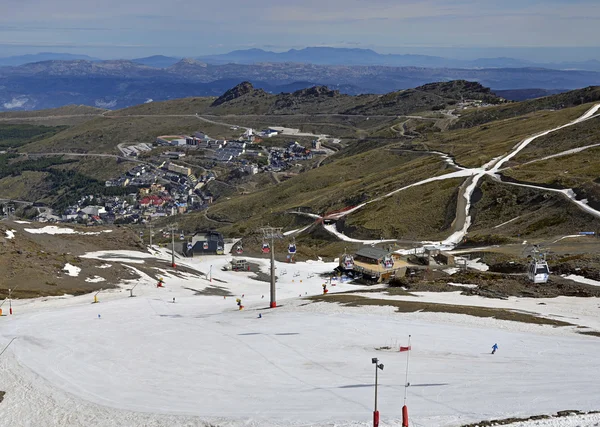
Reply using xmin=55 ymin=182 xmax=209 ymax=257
xmin=259 ymin=226 xmax=283 ymax=308
xmin=372 ymin=357 xmax=384 ymax=427
xmin=167 ymin=223 xmax=179 ymax=268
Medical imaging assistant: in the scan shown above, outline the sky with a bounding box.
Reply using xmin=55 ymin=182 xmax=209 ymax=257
xmin=1 ymin=0 xmax=599 ymax=61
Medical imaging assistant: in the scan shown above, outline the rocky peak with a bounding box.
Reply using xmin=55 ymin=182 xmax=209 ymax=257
xmin=292 ymin=86 xmax=339 ymax=98
xmin=212 ymin=81 xmax=260 ymax=106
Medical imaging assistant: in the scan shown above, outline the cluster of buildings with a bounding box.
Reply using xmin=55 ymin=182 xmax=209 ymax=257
xmin=43 ymin=159 xmax=217 ymax=224
xmin=268 ymin=141 xmax=314 ymax=171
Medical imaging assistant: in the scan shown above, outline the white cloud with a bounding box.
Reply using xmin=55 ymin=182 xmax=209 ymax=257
xmin=3 ymin=97 xmax=28 ymax=109
xmin=95 ymin=99 xmax=117 ymax=108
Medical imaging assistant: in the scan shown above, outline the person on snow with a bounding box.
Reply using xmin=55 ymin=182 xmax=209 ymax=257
xmin=492 ymin=343 xmax=498 ymax=354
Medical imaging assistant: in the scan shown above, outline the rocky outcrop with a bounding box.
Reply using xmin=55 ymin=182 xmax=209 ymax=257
xmin=211 ymin=81 xmax=266 ymax=106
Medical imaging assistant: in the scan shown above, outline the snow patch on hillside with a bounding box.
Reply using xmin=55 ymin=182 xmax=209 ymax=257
xmin=63 ymin=263 xmax=81 ymax=277
xmin=24 ymin=226 xmax=112 ymax=235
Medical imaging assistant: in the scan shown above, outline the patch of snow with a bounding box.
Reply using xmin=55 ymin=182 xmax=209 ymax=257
xmin=85 ymin=276 xmax=106 ymax=283
xmin=283 ymin=224 xmax=312 ymax=236
xmin=5 ymin=229 xmax=16 ymax=239
xmin=453 ymin=256 xmax=489 ymax=272
xmin=323 ymin=223 xmax=396 ymax=244
xmin=448 ymin=282 xmax=478 ymax=288
xmin=466 ymin=257 xmax=489 ymax=271
xmin=24 ymin=226 xmax=107 ymax=236
xmin=563 ymin=274 xmax=600 ymax=287
xmin=444 ymin=267 xmax=460 ymax=275
xmin=97 ymin=264 xmax=112 ymax=269
xmin=14 ymin=220 xmax=31 ymax=224
xmin=494 ymin=216 xmax=521 ymax=229
xmin=63 ymin=263 xmax=81 ymax=277
xmin=552 ymin=235 xmax=585 ymax=244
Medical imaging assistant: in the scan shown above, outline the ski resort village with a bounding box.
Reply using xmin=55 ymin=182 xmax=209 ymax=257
xmin=1 ymin=82 xmax=600 ymax=427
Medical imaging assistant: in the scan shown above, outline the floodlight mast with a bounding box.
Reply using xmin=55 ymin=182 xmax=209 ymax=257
xmin=372 ymin=357 xmax=384 ymax=427
xmin=260 ymin=226 xmax=283 ymax=308
xmin=167 ymin=223 xmax=179 ymax=268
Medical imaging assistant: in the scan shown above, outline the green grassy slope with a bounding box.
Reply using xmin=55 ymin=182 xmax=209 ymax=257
xmin=422 ymin=103 xmax=595 ymax=167
xmin=452 ymin=86 xmax=600 ymax=129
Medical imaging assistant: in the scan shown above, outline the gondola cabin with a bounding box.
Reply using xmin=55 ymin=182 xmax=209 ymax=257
xmin=528 ymin=259 xmax=550 ymax=284
xmin=262 ymin=242 xmax=271 ymax=254
xmin=341 ymin=253 xmax=354 ymax=270
xmin=288 ymin=242 xmax=297 ymax=254
xmin=236 ymin=245 xmax=244 ymax=254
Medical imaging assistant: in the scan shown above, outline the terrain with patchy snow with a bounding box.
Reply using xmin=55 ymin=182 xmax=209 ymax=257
xmin=0 ymin=248 xmax=598 ymax=427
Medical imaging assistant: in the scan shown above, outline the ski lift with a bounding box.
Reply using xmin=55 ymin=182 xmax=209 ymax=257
xmin=236 ymin=245 xmax=243 ymax=255
xmin=382 ymin=255 xmax=394 ymax=269
xmin=341 ymin=249 xmax=354 ymax=270
xmin=203 ymin=242 xmax=209 ymax=250
xmin=288 ymin=238 xmax=297 ymax=255
xmin=527 ymin=247 xmax=550 ymax=284
xmin=262 ymin=242 xmax=270 ymax=254
xmin=179 ymin=231 xmax=184 ymax=240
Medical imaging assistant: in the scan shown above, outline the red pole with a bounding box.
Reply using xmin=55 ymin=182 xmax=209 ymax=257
xmin=373 ymin=410 xmax=380 ymax=427
xmin=402 ymin=405 xmax=409 ymax=426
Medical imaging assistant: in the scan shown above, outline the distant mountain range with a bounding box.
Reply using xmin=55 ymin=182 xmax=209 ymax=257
xmin=193 ymin=47 xmax=600 ymax=71
xmin=1 ymin=54 xmax=599 ymax=111
xmin=2 ymin=47 xmax=600 ymax=71
xmin=0 ymin=52 xmax=99 ymax=67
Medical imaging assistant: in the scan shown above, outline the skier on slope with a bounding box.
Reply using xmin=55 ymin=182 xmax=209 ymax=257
xmin=492 ymin=343 xmax=498 ymax=354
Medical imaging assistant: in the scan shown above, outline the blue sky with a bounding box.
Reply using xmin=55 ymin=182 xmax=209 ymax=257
xmin=1 ymin=0 xmax=599 ymax=60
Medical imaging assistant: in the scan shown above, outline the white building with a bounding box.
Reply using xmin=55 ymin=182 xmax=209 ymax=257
xmin=81 ymin=206 xmax=107 ymax=216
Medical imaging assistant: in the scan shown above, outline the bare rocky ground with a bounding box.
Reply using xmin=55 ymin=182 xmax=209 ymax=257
xmin=394 ymin=270 xmax=600 ymax=299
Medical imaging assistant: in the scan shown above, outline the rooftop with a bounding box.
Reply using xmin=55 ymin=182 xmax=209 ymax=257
xmin=355 ymin=246 xmax=392 ymax=260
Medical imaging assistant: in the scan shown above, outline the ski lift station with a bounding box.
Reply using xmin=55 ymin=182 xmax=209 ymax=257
xmin=340 ymin=246 xmax=408 ymax=282
xmin=189 ymin=231 xmax=225 ymax=255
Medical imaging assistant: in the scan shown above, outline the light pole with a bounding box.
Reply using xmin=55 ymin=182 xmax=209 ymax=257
xmin=167 ymin=223 xmax=179 ymax=268
xmin=372 ymin=357 xmax=384 ymax=427
xmin=259 ymin=226 xmax=283 ymax=308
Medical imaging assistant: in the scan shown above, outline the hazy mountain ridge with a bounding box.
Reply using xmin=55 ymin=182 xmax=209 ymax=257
xmin=1 ymin=57 xmax=599 ymax=111
xmin=195 ymin=47 xmax=600 ymax=71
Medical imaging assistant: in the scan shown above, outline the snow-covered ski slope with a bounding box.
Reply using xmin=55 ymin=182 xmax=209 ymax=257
xmin=1 ymin=250 xmax=599 ymax=427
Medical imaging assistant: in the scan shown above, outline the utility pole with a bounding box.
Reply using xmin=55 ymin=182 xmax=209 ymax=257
xmin=260 ymin=226 xmax=283 ymax=308
xmin=167 ymin=223 xmax=179 ymax=268
xmin=148 ymin=223 xmax=153 ymax=249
